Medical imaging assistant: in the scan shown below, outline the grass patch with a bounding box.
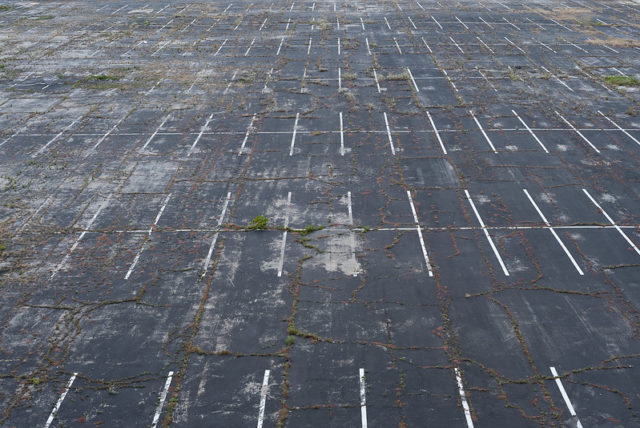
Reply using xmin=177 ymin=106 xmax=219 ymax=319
xmin=248 ymin=215 xmax=269 ymax=230
xmin=0 ymin=5 xmax=10 ymax=12
xmin=87 ymin=74 xmax=120 ymax=81
xmin=604 ymin=76 xmax=640 ymax=87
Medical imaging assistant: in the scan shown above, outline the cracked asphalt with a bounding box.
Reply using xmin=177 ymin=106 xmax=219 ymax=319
xmin=1 ymin=0 xmax=640 ymax=426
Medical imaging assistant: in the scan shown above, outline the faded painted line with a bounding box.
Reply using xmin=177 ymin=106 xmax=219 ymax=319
xmin=339 ymin=112 xmax=345 ymax=156
xmin=51 ymin=194 xmax=112 ymax=278
xmin=151 ymin=371 xmax=174 ymax=428
xmin=407 ymin=190 xmax=433 ymax=276
xmin=583 ymin=189 xmax=640 ymax=256
xmin=141 ymin=113 xmax=172 ymax=151
xmin=187 ymin=113 xmax=215 ymax=156
xmin=33 ymin=116 xmax=82 ymax=157
xmin=455 ymin=368 xmax=474 ymax=428
xmin=426 ymin=111 xmax=447 ymax=154
xmin=87 ymin=111 xmax=130 ymax=155
xmin=512 ymin=110 xmax=548 ymax=153
xmin=464 ymin=190 xmax=510 ymax=276
xmin=598 ymin=111 xmax=640 ymax=147
xmin=523 ymin=189 xmax=583 ymax=275
xmin=44 ymin=373 xmax=77 ymax=428
xmin=277 ymin=192 xmax=292 ymax=277
xmin=407 ymin=67 xmax=419 ymax=92
xmin=201 ymin=192 xmax=231 ymax=277
xmin=359 ymin=368 xmax=368 ymax=428
xmin=550 ymin=367 xmax=583 ymax=428
xmin=125 ymin=193 xmax=171 ymax=279
xmin=470 ymin=111 xmax=497 ymax=153
xmin=384 ymin=112 xmax=396 ymax=155
xmin=289 ymin=113 xmax=300 ymax=156
xmin=556 ymin=112 xmax=600 ymax=153
xmin=239 ymin=114 xmax=257 ymax=155
xmin=256 ymin=369 xmax=270 ymax=428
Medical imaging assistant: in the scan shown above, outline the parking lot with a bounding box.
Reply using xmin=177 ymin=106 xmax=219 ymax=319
xmin=1 ymin=0 xmax=640 ymax=426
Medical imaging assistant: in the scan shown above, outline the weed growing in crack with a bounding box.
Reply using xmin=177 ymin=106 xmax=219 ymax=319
xmin=248 ymin=215 xmax=269 ymax=230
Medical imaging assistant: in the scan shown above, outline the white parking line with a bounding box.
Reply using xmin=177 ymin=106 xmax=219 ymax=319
xmin=523 ymin=189 xmax=584 ymax=274
xmin=239 ymin=113 xmax=257 ymax=155
xmin=156 ymin=4 xmax=170 ymax=14
xmin=18 ymin=196 xmax=53 ymax=234
xmin=151 ymin=371 xmax=174 ymax=428
xmin=141 ymin=113 xmax=172 ymax=151
xmin=277 ymin=192 xmax=292 ymax=277
xmin=289 ymin=113 xmax=300 ymax=156
xmin=359 ymin=368 xmax=368 ymax=428
xmin=408 ymin=16 xmax=417 ymax=29
xmin=51 ymin=194 xmax=112 ymax=278
xmin=360 ymin=17 xmax=366 ymax=30
xmin=550 ymin=367 xmax=584 ymax=428
xmin=597 ymin=111 xmax=640 ymax=147
xmin=384 ymin=112 xmax=396 ymax=155
xmin=125 ymin=193 xmax=172 ymax=279
xmin=85 ymin=112 xmax=128 ymax=154
xmin=541 ymin=66 xmax=573 ymax=92
xmin=550 ymin=18 xmax=573 ymax=31
xmin=537 ymin=40 xmax=556 ymax=53
xmin=479 ymin=16 xmax=493 ymax=28
xmin=464 ymin=189 xmax=510 ymax=276
xmin=187 ymin=113 xmax=215 ymax=156
xmin=477 ymin=68 xmax=497 ymax=91
xmin=583 ymin=189 xmax=640 ymax=256
xmin=256 ymin=369 xmax=270 ymax=428
xmin=407 ymin=67 xmax=419 ymax=92
xmin=151 ymin=40 xmax=171 ymax=56
xmin=339 ymin=112 xmax=345 ymax=156
xmin=307 ymin=37 xmax=312 ymax=55
xmin=512 ymin=110 xmax=548 ymax=153
xmin=365 ymin=37 xmax=372 ymax=55
xmin=455 ymin=368 xmax=474 ymax=428
xmin=394 ymin=38 xmax=402 ymax=54
xmin=455 ymin=16 xmax=469 ymax=29
xmin=259 ymin=17 xmax=268 ymax=31
xmin=285 ymin=17 xmax=291 ymax=31
xmin=431 ymin=15 xmax=443 ymax=29
xmin=201 ymin=193 xmax=231 ymax=277
xmin=421 ymin=36 xmax=433 ymax=53
xmin=450 ymin=36 xmax=465 ymax=53
xmin=373 ymin=69 xmax=382 ymax=93
xmin=338 ymin=37 xmax=341 ymax=55
xmin=384 ymin=16 xmax=392 ymax=30
xmin=426 ymin=111 xmax=447 ymax=154
xmin=214 ymin=39 xmax=227 ymax=56
xmin=245 ymin=38 xmax=255 ymax=56
xmin=555 ymin=112 xmax=600 ymax=153
xmin=33 ymin=116 xmax=82 ymax=157
xmin=111 ymin=4 xmax=128 ymax=14
xmin=276 ymin=36 xmax=285 ymax=55
xmin=503 ymin=17 xmax=521 ymax=30
xmin=338 ymin=67 xmax=342 ymax=90
xmin=469 ymin=111 xmax=498 ymax=153
xmin=44 ymin=373 xmax=78 ymax=428
xmin=504 ymin=37 xmax=526 ymax=54
xmin=407 ymin=190 xmax=434 ymax=276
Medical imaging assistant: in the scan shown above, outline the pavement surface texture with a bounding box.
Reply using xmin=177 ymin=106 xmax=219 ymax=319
xmin=1 ymin=0 xmax=640 ymax=426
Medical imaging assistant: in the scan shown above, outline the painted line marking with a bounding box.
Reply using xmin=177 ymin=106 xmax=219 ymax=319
xmin=156 ymin=4 xmax=170 ymax=14
xmin=421 ymin=36 xmax=433 ymax=53
xmin=285 ymin=17 xmax=291 ymax=31
xmin=360 ymin=17 xmax=366 ymax=30
xmin=441 ymin=69 xmax=457 ymax=91
xmin=111 ymin=4 xmax=128 ymax=14
xmin=408 ymin=16 xmax=417 ymax=29
xmin=416 ymin=1 xmax=425 ymax=10
xmin=257 ymin=370 xmax=270 ymax=428
xmin=431 ymin=15 xmax=443 ymax=29
xmin=583 ymin=189 xmax=640 ymax=256
xmin=259 ymin=17 xmax=268 ymax=31
xmin=338 ymin=37 xmax=341 ymax=55
xmin=18 ymin=196 xmax=52 ymax=234
xmin=244 ymin=38 xmax=255 ymax=56
xmin=338 ymin=67 xmax=342 ymax=90
xmin=239 ymin=114 xmax=257 ymax=155
xmin=145 ymin=79 xmax=162 ymax=96
xmin=289 ymin=113 xmax=300 ymax=156
xmin=151 ymin=40 xmax=171 ymax=56
xmin=464 ymin=189 xmax=510 ymax=276
xmin=307 ymin=37 xmax=312 ymax=55
xmin=541 ymin=66 xmax=573 ymax=92
xmin=523 ymin=189 xmax=583 ymax=274
xmin=504 ymin=37 xmax=526 ymax=54
xmin=373 ymin=69 xmax=382 ymax=93
xmin=347 ymin=191 xmax=359 ymax=277
xmin=477 ymin=68 xmax=497 ymax=91
xmin=276 ymin=36 xmax=285 ymax=55
xmin=394 ymin=38 xmax=402 ymax=54
xmin=550 ymin=18 xmax=572 ymax=31
xmin=125 ymin=194 xmax=171 ymax=279
xmin=187 ymin=113 xmax=215 ymax=156
xmin=512 ymin=110 xmax=548 ymax=153
xmin=479 ymin=16 xmax=493 ymax=28
xmin=141 ymin=113 xmax=171 ymax=151
xmin=470 ymin=111 xmax=498 ymax=153
xmin=537 ymin=40 xmax=556 ymax=53
xmin=407 ymin=191 xmax=433 ymax=276
xmin=384 ymin=16 xmax=392 ymax=30
xmin=151 ymin=371 xmax=174 ymax=428
xmin=233 ymin=18 xmax=243 ymax=31
xmin=550 ymin=367 xmax=584 ymax=428
xmin=339 ymin=112 xmax=345 ymax=156
xmin=598 ymin=111 xmax=640 ymax=147
xmin=455 ymin=16 xmax=469 ymax=29
xmin=450 ymin=36 xmax=464 ymax=54
xmin=201 ymin=193 xmax=231 ymax=277
xmin=407 ymin=68 xmax=419 ymax=92
xmin=426 ymin=111 xmax=447 ymax=154
xmin=365 ymin=37 xmax=371 ymax=55
xmin=33 ymin=116 xmax=82 ymax=157
xmin=556 ymin=112 xmax=600 ymax=153
xmin=503 ymin=17 xmax=520 ymax=30
xmin=51 ymin=195 xmax=112 ymax=278
xmin=277 ymin=192 xmax=292 ymax=277
xmin=214 ymin=39 xmax=227 ymax=56
xmin=455 ymin=368 xmax=474 ymax=428
xmin=44 ymin=373 xmax=77 ymax=428
xmin=359 ymin=368 xmax=368 ymax=428
xmin=384 ymin=112 xmax=396 ymax=155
